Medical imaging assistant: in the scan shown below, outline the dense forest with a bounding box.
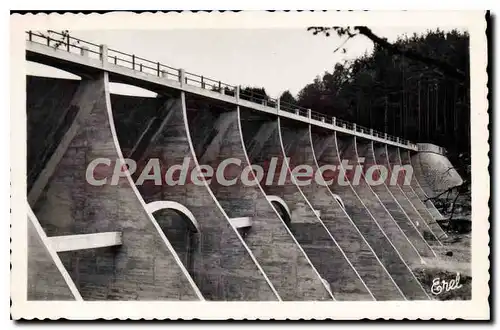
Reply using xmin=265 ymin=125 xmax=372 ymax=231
xmin=243 ymin=28 xmax=470 ymax=173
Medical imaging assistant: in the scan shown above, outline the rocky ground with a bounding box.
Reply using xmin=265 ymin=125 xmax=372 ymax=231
xmin=413 ymin=199 xmax=472 ymax=300
xmin=414 ymin=232 xmax=471 ymax=300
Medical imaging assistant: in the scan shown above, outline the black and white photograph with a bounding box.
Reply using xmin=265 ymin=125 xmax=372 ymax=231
xmin=10 ymin=11 xmax=489 ymax=320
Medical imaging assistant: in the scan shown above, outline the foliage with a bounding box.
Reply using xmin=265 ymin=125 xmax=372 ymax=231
xmin=37 ymin=30 xmax=81 ymax=50
xmin=298 ymin=28 xmax=470 ymax=158
xmin=301 ymin=28 xmax=471 ymax=221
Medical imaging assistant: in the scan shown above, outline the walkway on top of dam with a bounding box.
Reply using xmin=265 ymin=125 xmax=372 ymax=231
xmin=25 ymin=30 xmax=417 ymax=152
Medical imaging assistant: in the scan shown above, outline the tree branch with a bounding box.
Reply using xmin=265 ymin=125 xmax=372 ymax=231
xmin=308 ymin=26 xmax=466 ymax=81
xmin=448 ymin=190 xmax=462 ymax=220
xmin=353 ymin=26 xmax=465 ymax=80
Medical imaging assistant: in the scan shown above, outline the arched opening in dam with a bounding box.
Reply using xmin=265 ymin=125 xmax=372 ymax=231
xmin=146 ymin=201 xmax=199 ymax=277
xmin=267 ymin=196 xmax=292 ymax=229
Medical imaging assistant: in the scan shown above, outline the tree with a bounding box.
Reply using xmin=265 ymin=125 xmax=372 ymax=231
xmin=296 ymin=28 xmax=470 ymax=156
xmin=279 ymin=90 xmax=298 ymax=106
xmin=307 ymin=26 xmax=466 ymax=81
xmin=300 ymin=27 xmax=471 ymax=221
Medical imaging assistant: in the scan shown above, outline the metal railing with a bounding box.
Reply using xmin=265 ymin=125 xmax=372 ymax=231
xmin=27 ymin=30 xmax=102 ymax=59
xmin=26 ymin=30 xmax=416 ymax=149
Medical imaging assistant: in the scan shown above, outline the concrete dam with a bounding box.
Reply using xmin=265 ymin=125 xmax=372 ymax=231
xmin=26 ymin=31 xmax=462 ymax=301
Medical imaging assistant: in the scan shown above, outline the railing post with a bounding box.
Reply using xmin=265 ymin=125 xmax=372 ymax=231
xmin=201 ymin=76 xmax=205 ymax=89
xmin=353 ymin=123 xmax=357 ymax=131
xmin=384 ymin=133 xmax=388 ymax=139
xmin=332 ymin=117 xmax=336 ymax=126
xmin=99 ymin=44 xmax=108 ymax=68
xmin=235 ymin=85 xmax=240 ymax=101
xmin=157 ymin=62 xmax=160 ymax=77
xmin=132 ymin=55 xmax=135 ymax=70
xmin=369 ymin=128 xmax=373 ymax=135
xmin=276 ymin=98 xmax=280 ymax=111
xmin=66 ymin=34 xmax=70 ymax=52
xmin=307 ymin=109 xmax=312 ymax=119
xmin=28 ymin=30 xmax=32 ymax=42
xmin=179 ymin=69 xmax=185 ymax=86
xmin=295 ymin=109 xmax=300 ymax=115
xmin=80 ymin=46 xmax=89 ymax=57
xmin=218 ymin=81 xmax=221 ymax=92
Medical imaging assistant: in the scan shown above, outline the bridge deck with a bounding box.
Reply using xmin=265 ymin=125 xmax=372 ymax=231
xmin=25 ymin=32 xmax=416 ymax=151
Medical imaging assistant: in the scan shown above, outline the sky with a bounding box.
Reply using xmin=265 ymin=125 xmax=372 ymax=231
xmin=27 ymin=27 xmax=464 ymax=98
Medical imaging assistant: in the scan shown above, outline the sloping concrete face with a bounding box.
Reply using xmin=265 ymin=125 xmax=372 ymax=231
xmin=358 ymin=140 xmax=435 ymax=259
xmin=310 ymin=128 xmax=404 ymax=300
xmin=28 ymin=74 xmax=200 ymax=300
xmin=381 ymin=145 xmax=442 ymax=245
xmin=316 ymin=131 xmax=429 ymax=300
xmin=113 ymin=92 xmax=277 ymax=301
xmin=399 ymin=149 xmax=448 ymax=239
xmin=186 ymin=96 xmax=331 ymax=301
xmin=349 ymin=138 xmax=422 ymax=265
xmin=241 ymin=110 xmax=372 ymax=301
xmin=26 ymin=76 xmax=82 ymax=191
xmin=28 ymin=215 xmax=78 ymax=300
xmin=411 ymin=144 xmax=464 ymax=198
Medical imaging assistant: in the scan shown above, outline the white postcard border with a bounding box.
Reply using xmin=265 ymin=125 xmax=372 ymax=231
xmin=10 ymin=10 xmax=489 ymax=320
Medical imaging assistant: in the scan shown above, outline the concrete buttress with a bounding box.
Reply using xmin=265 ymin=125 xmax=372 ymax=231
xmin=185 ymin=95 xmax=332 ymax=301
xmin=112 ymin=91 xmax=278 ymax=301
xmin=376 ymin=145 xmax=442 ymax=246
xmin=27 ymin=74 xmax=202 ymax=300
xmin=357 ymin=140 xmax=436 ymax=259
xmin=399 ymin=149 xmax=448 ymax=240
xmin=240 ymin=109 xmax=373 ymax=301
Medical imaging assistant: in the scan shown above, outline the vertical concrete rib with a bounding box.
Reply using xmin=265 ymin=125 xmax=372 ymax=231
xmin=185 ymin=95 xmax=332 ymax=301
xmin=382 ymin=145 xmax=442 ymax=246
xmin=399 ymin=149 xmax=448 ymax=239
xmin=116 ymin=91 xmax=278 ymax=301
xmin=27 ymin=206 xmax=82 ymax=301
xmin=360 ymin=141 xmax=436 ymax=259
xmin=316 ymin=130 xmax=429 ymax=300
xmin=240 ymin=109 xmax=373 ymax=301
xmin=307 ymin=125 xmax=404 ymax=300
xmin=28 ymin=73 xmax=202 ymax=300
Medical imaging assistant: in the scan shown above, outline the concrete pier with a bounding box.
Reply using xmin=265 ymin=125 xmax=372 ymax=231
xmin=28 ymin=208 xmax=81 ymax=300
xmin=360 ymin=141 xmax=435 ymax=259
xmin=385 ymin=146 xmax=443 ymax=245
xmin=310 ymin=128 xmax=406 ymax=300
xmin=400 ymin=149 xmax=448 ymax=240
xmin=240 ymin=110 xmax=373 ymax=301
xmin=317 ymin=130 xmax=428 ymax=300
xmin=112 ymin=91 xmax=278 ymax=301
xmin=27 ymin=74 xmax=201 ymax=300
xmin=185 ymin=96 xmax=332 ymax=301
